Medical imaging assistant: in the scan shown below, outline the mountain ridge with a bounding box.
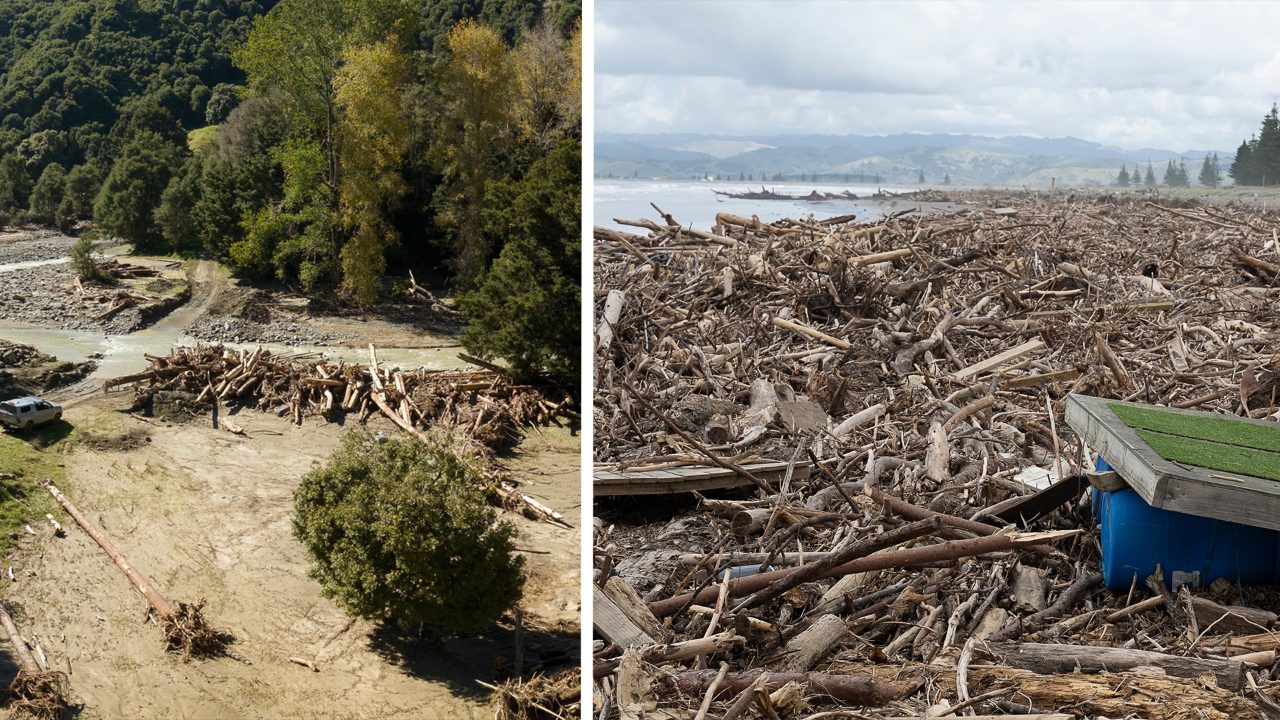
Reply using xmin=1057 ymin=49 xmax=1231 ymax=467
xmin=597 ymin=132 xmax=1234 ymax=187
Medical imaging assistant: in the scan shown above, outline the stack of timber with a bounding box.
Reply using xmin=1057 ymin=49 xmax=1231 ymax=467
xmin=592 ymin=189 xmax=1280 ymax=718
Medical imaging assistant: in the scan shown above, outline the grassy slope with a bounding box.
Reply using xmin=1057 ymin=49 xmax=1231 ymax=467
xmin=0 ymin=424 xmax=69 ymax=555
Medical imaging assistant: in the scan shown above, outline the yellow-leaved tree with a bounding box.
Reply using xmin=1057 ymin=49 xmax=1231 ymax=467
xmin=335 ymin=38 xmax=410 ymax=304
xmin=433 ymin=19 xmax=514 ymax=287
xmin=511 ymin=19 xmax=579 ymax=152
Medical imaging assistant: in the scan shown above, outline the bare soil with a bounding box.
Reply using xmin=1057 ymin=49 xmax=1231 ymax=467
xmin=0 ymin=395 xmax=579 ymax=719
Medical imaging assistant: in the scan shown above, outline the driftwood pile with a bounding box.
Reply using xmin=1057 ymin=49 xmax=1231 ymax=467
xmin=105 ymin=344 xmax=572 ymax=525
xmin=105 ymin=344 xmax=565 ymax=450
xmin=95 ymin=258 xmax=166 ymax=280
xmin=485 ymin=668 xmax=582 ymax=720
xmin=0 ymin=602 xmax=67 ymax=720
xmin=712 ymin=187 xmax=956 ymax=204
xmin=593 ymin=190 xmax=1280 ymax=718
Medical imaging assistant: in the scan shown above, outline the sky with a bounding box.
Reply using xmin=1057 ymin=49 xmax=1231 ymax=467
xmin=595 ymin=0 xmax=1280 ymax=151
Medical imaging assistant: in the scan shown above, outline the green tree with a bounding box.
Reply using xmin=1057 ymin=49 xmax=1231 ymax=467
xmin=205 ymin=83 xmax=242 ymax=125
xmin=192 ymin=97 xmax=287 ymax=261
xmin=0 ymin=154 xmax=32 ymax=213
xmin=1202 ymin=153 xmax=1221 ymax=188
xmin=430 ymin=19 xmax=516 ymax=287
xmin=1254 ymin=104 xmax=1280 ymax=185
xmin=1116 ymin=164 xmax=1130 ymax=188
xmin=93 ymin=133 xmax=182 ymax=248
xmin=59 ymin=163 xmax=101 ymax=222
xmin=511 ymin=19 xmax=579 ymax=152
xmin=917 ymin=168 xmax=925 ymax=184
xmin=334 ymin=38 xmax=410 ymax=303
xmin=1144 ymin=162 xmax=1156 ymax=188
xmin=460 ymin=139 xmax=578 ymax=385
xmin=293 ymin=432 xmax=524 ymax=632
xmin=1230 ymin=140 xmax=1254 ymax=185
xmin=234 ymin=0 xmax=419 ymax=292
xmin=68 ymin=235 xmax=109 ymax=283
xmin=155 ymin=156 xmax=202 ymax=253
xmin=28 ymin=162 xmax=66 ymax=224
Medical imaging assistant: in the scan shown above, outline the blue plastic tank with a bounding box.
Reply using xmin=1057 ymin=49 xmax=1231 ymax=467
xmin=1093 ymin=457 xmax=1280 ymax=590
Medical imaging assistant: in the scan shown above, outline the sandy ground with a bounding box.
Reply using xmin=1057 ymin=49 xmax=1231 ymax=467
xmin=0 ymin=397 xmax=580 ymax=719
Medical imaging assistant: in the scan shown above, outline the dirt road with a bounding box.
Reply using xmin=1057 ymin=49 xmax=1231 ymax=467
xmin=0 ymin=397 xmax=579 ymax=719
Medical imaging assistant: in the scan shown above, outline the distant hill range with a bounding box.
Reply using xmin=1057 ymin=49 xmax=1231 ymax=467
xmin=596 ymin=132 xmax=1233 ymax=187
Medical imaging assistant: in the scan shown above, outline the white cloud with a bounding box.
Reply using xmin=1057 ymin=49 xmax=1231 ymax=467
xmin=595 ymin=0 xmax=1280 ymax=149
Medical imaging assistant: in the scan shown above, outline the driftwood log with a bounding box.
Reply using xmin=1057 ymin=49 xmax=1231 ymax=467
xmin=46 ymin=482 xmax=234 ymax=659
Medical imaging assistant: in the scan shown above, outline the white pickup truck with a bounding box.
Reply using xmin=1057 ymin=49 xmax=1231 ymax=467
xmin=0 ymin=396 xmax=62 ymax=431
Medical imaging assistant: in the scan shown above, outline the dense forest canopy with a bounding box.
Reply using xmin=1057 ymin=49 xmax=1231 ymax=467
xmin=0 ymin=1 xmax=271 ymax=169
xmin=0 ymin=0 xmax=582 ymax=386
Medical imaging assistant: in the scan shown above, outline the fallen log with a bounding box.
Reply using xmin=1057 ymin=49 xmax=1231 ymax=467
xmin=673 ymin=669 xmax=918 ymax=706
xmin=45 ymin=482 xmax=233 ymax=658
xmin=649 ymin=530 xmax=1078 ymax=617
xmin=981 ymin=641 xmax=1246 ymax=691
xmin=964 ymin=665 xmax=1258 ymax=719
xmin=0 ymin=602 xmax=67 ymax=720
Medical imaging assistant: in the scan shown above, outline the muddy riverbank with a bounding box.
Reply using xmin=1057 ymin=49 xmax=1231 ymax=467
xmin=0 ymin=397 xmax=579 ymax=719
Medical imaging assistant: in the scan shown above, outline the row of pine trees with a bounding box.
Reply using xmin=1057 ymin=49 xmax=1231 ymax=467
xmin=1229 ymin=104 xmax=1280 ymax=185
xmin=1115 ymin=156 xmax=1222 ymax=188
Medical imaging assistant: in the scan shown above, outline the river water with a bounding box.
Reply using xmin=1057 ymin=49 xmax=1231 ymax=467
xmin=593 ymin=179 xmax=920 ymax=231
xmin=0 ymin=247 xmax=464 ymax=398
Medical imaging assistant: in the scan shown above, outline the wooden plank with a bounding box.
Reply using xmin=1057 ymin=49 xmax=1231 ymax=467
xmin=592 ymin=584 xmax=654 ymax=649
xmin=1066 ymin=394 xmax=1170 ymax=509
xmin=954 ymin=339 xmax=1045 ymax=380
xmin=595 ymin=461 xmax=796 ymax=483
xmin=990 ymin=474 xmax=1091 ymax=528
xmin=1002 ymin=367 xmax=1080 ymax=388
xmin=1009 ymin=298 xmax=1174 ymax=329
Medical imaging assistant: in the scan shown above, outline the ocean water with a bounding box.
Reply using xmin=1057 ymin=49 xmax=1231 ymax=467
xmin=592 ymin=179 xmax=919 ymax=232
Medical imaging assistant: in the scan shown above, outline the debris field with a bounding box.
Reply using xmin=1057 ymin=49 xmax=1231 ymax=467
xmin=592 ymin=190 xmax=1280 ymax=719
xmin=108 ymin=343 xmax=576 ymax=525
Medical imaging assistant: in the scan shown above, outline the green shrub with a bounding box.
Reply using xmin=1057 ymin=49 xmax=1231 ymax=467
xmin=68 ymin=235 xmax=110 ymax=284
xmin=292 ymin=432 xmax=524 ymax=632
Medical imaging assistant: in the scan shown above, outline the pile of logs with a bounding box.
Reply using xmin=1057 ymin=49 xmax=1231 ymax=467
xmin=106 ymin=344 xmax=566 ymax=444
xmin=95 ymin=258 xmax=165 ymax=280
xmin=105 ymin=344 xmax=572 ymax=525
xmin=593 ymin=190 xmax=1280 ymax=718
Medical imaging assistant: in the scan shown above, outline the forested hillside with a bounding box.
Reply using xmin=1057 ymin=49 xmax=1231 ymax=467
xmin=0 ymin=0 xmax=581 ymax=385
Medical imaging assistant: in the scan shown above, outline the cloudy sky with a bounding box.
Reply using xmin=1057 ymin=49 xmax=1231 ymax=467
xmin=595 ymin=0 xmax=1280 ymax=151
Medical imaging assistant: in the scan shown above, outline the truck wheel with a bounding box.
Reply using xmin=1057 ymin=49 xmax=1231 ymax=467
xmin=54 ymin=413 xmax=61 ymax=421
xmin=23 ymin=421 xmax=32 ymax=431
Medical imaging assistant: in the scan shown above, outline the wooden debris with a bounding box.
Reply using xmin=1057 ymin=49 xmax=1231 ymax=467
xmin=45 ymin=482 xmax=235 ymax=659
xmin=593 ymin=191 xmax=1280 ymax=718
xmin=107 ymin=344 xmax=572 ymax=523
xmin=0 ymin=602 xmax=67 ymax=720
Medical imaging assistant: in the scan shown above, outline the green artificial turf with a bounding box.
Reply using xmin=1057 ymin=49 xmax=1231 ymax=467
xmin=1135 ymin=429 xmax=1280 ymax=482
xmin=1111 ymin=402 xmax=1280 ymax=454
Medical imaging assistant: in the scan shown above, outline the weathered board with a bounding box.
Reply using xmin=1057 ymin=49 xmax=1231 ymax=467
xmin=592 ymin=584 xmax=654 ymax=648
xmin=594 ymin=460 xmax=811 ymax=496
xmin=1065 ymin=393 xmax=1280 ymax=530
